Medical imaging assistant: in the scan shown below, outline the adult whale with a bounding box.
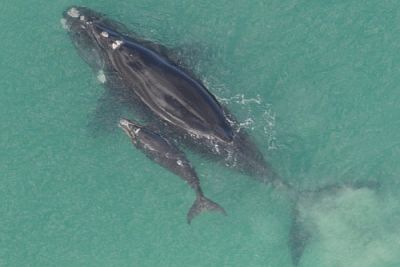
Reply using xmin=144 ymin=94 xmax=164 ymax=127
xmin=62 ymin=6 xmax=232 ymax=142
xmin=62 ymin=6 xmax=284 ymax=186
xmin=62 ymin=6 xmax=379 ymax=265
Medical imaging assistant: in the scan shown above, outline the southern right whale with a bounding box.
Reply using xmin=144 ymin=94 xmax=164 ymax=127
xmin=62 ymin=6 xmax=379 ymax=265
xmin=61 ymin=6 xmax=284 ymax=186
xmin=119 ymin=118 xmax=225 ymax=223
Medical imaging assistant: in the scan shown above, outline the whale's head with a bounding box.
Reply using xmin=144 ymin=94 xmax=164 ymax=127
xmin=61 ymin=6 xmax=123 ymax=70
xmin=118 ymin=118 xmax=142 ymax=144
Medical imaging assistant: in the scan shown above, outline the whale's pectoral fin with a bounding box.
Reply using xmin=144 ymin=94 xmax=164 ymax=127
xmin=87 ymin=92 xmax=125 ymax=136
xmin=286 ymin=179 xmax=380 ymax=266
xmin=288 ymin=207 xmax=312 ymax=266
xmin=187 ymin=195 xmax=226 ymax=224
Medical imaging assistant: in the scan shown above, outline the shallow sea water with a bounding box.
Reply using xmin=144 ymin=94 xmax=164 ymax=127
xmin=1 ymin=1 xmax=400 ymax=266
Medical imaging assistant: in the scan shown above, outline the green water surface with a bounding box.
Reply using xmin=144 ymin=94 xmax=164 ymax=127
xmin=1 ymin=1 xmax=400 ymax=266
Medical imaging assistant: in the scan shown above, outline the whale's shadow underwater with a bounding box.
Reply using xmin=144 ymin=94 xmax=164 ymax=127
xmin=62 ymin=6 xmax=380 ymax=266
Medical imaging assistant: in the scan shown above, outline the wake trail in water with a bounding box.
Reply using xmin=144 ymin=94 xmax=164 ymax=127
xmin=216 ymin=93 xmax=278 ymax=150
xmin=214 ymin=92 xmax=382 ymax=266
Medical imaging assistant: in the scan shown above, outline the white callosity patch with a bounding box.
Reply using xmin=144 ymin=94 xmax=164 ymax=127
xmin=112 ymin=40 xmax=123 ymax=50
xmin=79 ymin=15 xmax=85 ymax=21
xmin=176 ymin=160 xmax=183 ymax=166
xmin=101 ymin=31 xmax=109 ymax=38
xmin=97 ymin=70 xmax=106 ymax=84
xmin=119 ymin=119 xmax=131 ymax=129
xmin=67 ymin=7 xmax=80 ymax=18
xmin=212 ymin=143 xmax=220 ymax=154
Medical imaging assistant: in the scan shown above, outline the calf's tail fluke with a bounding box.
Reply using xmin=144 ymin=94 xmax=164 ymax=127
xmin=187 ymin=195 xmax=226 ymax=224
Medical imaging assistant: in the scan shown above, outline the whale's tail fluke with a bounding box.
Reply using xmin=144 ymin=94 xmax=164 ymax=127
xmin=187 ymin=195 xmax=226 ymax=224
xmin=287 ymin=179 xmax=380 ymax=266
xmin=289 ymin=206 xmax=312 ymax=266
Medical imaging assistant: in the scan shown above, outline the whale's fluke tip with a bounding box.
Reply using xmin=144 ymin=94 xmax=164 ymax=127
xmin=187 ymin=195 xmax=226 ymax=224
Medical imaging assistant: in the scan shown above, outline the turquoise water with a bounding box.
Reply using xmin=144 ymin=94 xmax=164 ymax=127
xmin=2 ymin=1 xmax=400 ymax=266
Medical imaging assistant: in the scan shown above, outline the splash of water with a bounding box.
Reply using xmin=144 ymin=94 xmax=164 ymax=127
xmin=216 ymin=93 xmax=278 ymax=150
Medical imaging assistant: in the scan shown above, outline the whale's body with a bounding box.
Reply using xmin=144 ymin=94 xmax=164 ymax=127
xmin=62 ymin=6 xmax=279 ymax=182
xmin=62 ymin=6 xmax=380 ymax=265
xmin=119 ymin=118 xmax=226 ymax=223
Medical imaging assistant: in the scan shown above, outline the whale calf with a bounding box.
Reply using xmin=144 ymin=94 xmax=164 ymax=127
xmin=62 ymin=6 xmax=282 ymax=184
xmin=119 ymin=118 xmax=225 ymax=223
xmin=62 ymin=6 xmax=381 ymax=265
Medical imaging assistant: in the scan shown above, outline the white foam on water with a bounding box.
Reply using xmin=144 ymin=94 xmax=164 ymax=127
xmin=215 ymin=93 xmax=277 ymax=150
xmin=261 ymin=108 xmax=277 ymax=150
xmin=238 ymin=118 xmax=255 ymax=131
xmin=217 ymin=94 xmax=262 ymax=105
xmin=60 ymin=18 xmax=68 ymax=30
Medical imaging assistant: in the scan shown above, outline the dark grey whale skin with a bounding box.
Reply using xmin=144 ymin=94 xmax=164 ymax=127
xmin=63 ymin=7 xmax=232 ymax=142
xmin=63 ymin=7 xmax=381 ymax=265
xmin=119 ymin=118 xmax=225 ymax=223
xmin=62 ymin=6 xmax=281 ymax=184
xmin=119 ymin=119 xmax=201 ymax=190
